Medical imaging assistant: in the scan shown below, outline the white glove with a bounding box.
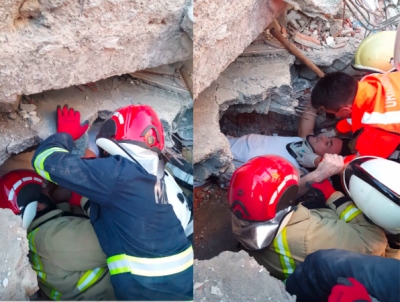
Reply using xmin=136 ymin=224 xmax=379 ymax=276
xmin=320 ymin=128 xmax=337 ymax=138
xmin=296 ymin=152 xmax=320 ymax=168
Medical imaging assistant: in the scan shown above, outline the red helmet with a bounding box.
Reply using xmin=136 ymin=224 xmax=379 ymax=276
xmin=0 ymin=170 xmax=44 ymax=228
xmin=228 ymin=155 xmax=299 ymax=250
xmin=96 ymin=105 xmax=165 ymax=157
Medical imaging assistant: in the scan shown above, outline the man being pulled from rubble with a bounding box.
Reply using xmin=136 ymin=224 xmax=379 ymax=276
xmin=224 ymin=100 xmax=350 ymax=196
xmin=228 ymin=155 xmax=399 ymax=281
xmin=30 ymin=104 xmax=193 ymax=301
xmin=309 ymin=70 xmax=400 ymax=162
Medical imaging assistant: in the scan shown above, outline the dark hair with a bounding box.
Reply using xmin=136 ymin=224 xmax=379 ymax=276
xmin=339 ymin=138 xmax=355 ymax=156
xmin=311 ymin=72 xmax=358 ymax=111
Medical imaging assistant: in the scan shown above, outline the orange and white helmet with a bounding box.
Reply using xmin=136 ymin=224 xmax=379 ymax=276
xmin=228 ymin=155 xmax=299 ymax=250
xmin=0 ymin=170 xmax=45 ymax=228
xmin=342 ymin=156 xmax=400 ymax=234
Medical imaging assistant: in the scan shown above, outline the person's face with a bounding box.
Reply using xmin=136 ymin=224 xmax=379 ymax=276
xmin=321 ymin=105 xmax=352 ymax=119
xmin=307 ymin=134 xmax=343 ymax=157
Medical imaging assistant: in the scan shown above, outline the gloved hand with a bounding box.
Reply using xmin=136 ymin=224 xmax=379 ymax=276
xmin=57 ymin=105 xmax=89 ymax=140
xmin=68 ymin=191 xmax=83 ymax=207
xmin=306 ymin=178 xmax=336 ymax=201
xmin=328 ymin=277 xmax=371 ymax=302
xmin=320 ymin=128 xmax=337 ymax=138
xmin=296 ymin=152 xmax=320 ymax=168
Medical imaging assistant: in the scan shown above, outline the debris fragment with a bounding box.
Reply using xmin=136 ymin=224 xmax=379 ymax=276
xmin=19 ymin=104 xmax=37 ymax=113
xmin=211 ymin=286 xmax=222 ymax=296
xmin=28 ymin=115 xmax=41 ymax=125
xmin=194 ymin=282 xmax=204 ymax=290
xmin=7 ymin=112 xmax=17 ymax=120
xmin=293 ymin=32 xmax=322 ymax=50
xmin=2 ymin=278 xmax=9 ymax=287
xmin=330 ymin=19 xmax=343 ymax=38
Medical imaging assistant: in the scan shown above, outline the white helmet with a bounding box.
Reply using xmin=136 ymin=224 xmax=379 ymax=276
xmin=342 ymin=156 xmax=400 ymax=234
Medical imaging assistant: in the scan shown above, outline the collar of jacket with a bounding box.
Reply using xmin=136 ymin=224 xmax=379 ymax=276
xmin=28 ymin=209 xmax=64 ymax=233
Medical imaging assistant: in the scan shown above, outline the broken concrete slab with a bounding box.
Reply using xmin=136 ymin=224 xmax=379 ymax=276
xmin=194 ymin=250 xmax=296 ymax=301
xmin=193 ymin=0 xmax=287 ymax=99
xmin=194 ymin=53 xmax=296 ymax=181
xmin=0 ymin=209 xmax=38 ymax=300
xmin=0 ymin=76 xmax=192 ymax=166
xmin=0 ymin=94 xmax=21 ymax=113
xmin=294 ymin=38 xmax=358 ymax=66
xmin=286 ymin=0 xmax=342 ymax=16
xmin=0 ymin=0 xmax=192 ymax=105
xmin=181 ymin=0 xmax=193 ymax=40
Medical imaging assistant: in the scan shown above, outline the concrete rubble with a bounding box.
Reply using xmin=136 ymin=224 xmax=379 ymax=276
xmin=194 ymin=250 xmax=296 ymax=301
xmin=0 ymin=209 xmax=38 ymax=301
xmin=0 ymin=73 xmax=192 ymax=166
xmin=193 ymin=0 xmax=369 ymax=182
xmin=193 ymin=0 xmax=287 ymax=99
xmin=0 ymin=0 xmax=192 ymax=110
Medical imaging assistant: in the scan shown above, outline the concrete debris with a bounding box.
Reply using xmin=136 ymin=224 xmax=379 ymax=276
xmin=330 ymin=19 xmax=343 ymax=38
xmin=294 ymin=32 xmax=322 ymax=50
xmin=19 ymin=104 xmax=37 ymax=113
xmin=0 ymin=75 xmax=192 ymax=166
xmin=194 ymin=251 xmax=296 ymax=302
xmin=194 ymin=53 xmax=295 ymax=182
xmin=0 ymin=0 xmax=192 ymax=106
xmin=181 ymin=0 xmax=193 ymax=40
xmin=0 ymin=209 xmax=38 ymax=300
xmin=7 ymin=112 xmax=17 ymax=120
xmin=193 ymin=0 xmax=286 ymax=99
xmin=326 ymin=36 xmax=335 ymax=46
xmin=286 ymin=0 xmax=342 ymax=15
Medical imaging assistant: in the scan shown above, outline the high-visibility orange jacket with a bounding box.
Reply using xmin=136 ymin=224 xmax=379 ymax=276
xmin=335 ymin=72 xmax=400 ymax=158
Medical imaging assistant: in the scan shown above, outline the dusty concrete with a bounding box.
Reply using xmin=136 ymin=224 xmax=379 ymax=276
xmin=193 ymin=0 xmax=287 ymax=99
xmin=194 ymin=250 xmax=296 ymax=301
xmin=0 ymin=209 xmax=38 ymax=301
xmin=0 ymin=75 xmax=192 ymax=166
xmin=286 ymin=0 xmax=342 ymax=15
xmin=181 ymin=0 xmax=193 ymax=40
xmin=0 ymin=0 xmax=192 ymax=108
xmin=194 ymin=52 xmax=295 ymax=182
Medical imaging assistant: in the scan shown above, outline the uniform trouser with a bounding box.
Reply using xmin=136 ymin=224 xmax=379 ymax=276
xmin=285 ymin=249 xmax=400 ymax=302
xmin=111 ymin=266 xmax=193 ymax=301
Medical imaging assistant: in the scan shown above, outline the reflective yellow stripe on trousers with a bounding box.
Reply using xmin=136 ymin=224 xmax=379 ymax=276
xmin=28 ymin=229 xmax=61 ymax=301
xmin=273 ymin=228 xmax=296 ymax=278
xmin=340 ymin=204 xmax=362 ymax=222
xmin=33 ymin=147 xmax=69 ymax=182
xmin=76 ymin=267 xmax=106 ymax=292
xmin=107 ymin=246 xmax=193 ymax=277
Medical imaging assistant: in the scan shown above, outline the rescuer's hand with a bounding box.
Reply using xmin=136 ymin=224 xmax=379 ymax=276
xmin=314 ymin=154 xmax=344 ymax=181
xmin=328 ymin=277 xmax=371 ymax=302
xmin=306 ymin=178 xmax=336 ymax=201
xmin=57 ymin=105 xmax=89 ymax=140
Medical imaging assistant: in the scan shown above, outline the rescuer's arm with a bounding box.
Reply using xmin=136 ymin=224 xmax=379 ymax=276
xmin=297 ymin=154 xmax=344 ymax=197
xmin=307 ymin=181 xmax=388 ymax=256
xmin=298 ymin=101 xmax=317 ymax=139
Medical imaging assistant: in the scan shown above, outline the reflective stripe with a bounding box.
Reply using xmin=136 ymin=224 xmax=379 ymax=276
xmin=361 ymin=111 xmax=400 ymax=125
xmin=33 ymin=147 xmax=68 ymax=182
xmin=50 ymin=289 xmax=61 ymax=301
xmin=28 ymin=229 xmax=47 ymax=281
xmin=340 ymin=205 xmax=362 ymax=222
xmin=76 ymin=267 xmax=106 ymax=292
xmin=107 ymin=246 xmax=193 ymax=277
xmin=273 ymin=228 xmax=295 ymax=278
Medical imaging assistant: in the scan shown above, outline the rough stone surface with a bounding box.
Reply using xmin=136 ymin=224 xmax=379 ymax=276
xmin=194 ymin=53 xmax=295 ymax=181
xmin=194 ymin=250 xmax=296 ymax=301
xmin=0 ymin=0 xmax=192 ymax=104
xmin=0 ymin=209 xmax=38 ymax=300
xmin=0 ymin=75 xmax=192 ymax=166
xmin=286 ymin=0 xmax=342 ymax=15
xmin=181 ymin=0 xmax=193 ymax=40
xmin=193 ymin=0 xmax=287 ymax=99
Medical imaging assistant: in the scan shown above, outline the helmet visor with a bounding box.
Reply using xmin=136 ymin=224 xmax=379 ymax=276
xmin=231 ymin=207 xmax=294 ymax=250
